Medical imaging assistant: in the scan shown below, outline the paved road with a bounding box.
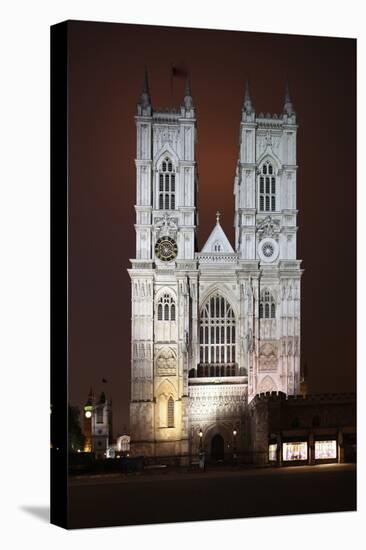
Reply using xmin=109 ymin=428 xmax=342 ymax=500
xmin=68 ymin=463 xmax=356 ymax=529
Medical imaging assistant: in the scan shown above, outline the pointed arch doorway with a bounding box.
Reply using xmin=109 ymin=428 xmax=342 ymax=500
xmin=211 ymin=433 xmax=225 ymax=461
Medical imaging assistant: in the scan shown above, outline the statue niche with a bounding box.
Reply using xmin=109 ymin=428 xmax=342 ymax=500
xmin=259 ymin=342 xmax=278 ymax=371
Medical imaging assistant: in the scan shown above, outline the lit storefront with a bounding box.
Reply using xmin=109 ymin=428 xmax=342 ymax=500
xmin=282 ymin=441 xmax=308 ymax=462
xmin=315 ymin=440 xmax=337 ymax=460
xmin=268 ymin=443 xmax=277 ymax=461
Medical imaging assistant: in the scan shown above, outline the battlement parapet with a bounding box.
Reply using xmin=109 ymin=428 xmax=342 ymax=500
xmin=250 ymin=391 xmax=355 ymax=407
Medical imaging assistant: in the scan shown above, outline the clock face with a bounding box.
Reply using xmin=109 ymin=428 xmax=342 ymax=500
xmin=155 ymin=236 xmax=178 ymax=262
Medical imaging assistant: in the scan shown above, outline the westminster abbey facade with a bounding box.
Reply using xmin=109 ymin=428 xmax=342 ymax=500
xmin=128 ymin=71 xmax=303 ymax=460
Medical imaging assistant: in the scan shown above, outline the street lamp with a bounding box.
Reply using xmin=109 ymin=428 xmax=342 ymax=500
xmin=83 ymin=405 xmax=93 ymax=452
xmin=198 ymin=428 xmax=205 ymax=471
xmin=233 ymin=428 xmax=238 ymax=464
xmin=199 ymin=428 xmax=203 ymax=452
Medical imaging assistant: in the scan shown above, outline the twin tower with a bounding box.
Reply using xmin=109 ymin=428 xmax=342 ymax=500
xmin=128 ymin=70 xmax=303 ymax=459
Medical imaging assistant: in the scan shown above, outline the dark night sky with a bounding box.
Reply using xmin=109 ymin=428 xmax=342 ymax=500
xmin=68 ymin=21 xmax=356 ymax=436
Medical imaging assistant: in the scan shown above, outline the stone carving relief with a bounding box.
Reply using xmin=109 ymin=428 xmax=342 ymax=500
xmin=281 ymin=283 xmax=286 ymax=301
xmin=280 ymin=337 xmax=299 ymax=356
xmin=176 ymin=262 xmax=196 ymax=270
xmin=155 ymin=347 xmax=177 ymax=376
xmin=256 ymin=133 xmax=281 ymax=159
xmin=256 ymin=216 xmax=280 ymax=240
xmin=154 ymin=125 xmax=180 ymax=154
xmin=197 ymin=254 xmax=237 ymax=264
xmin=188 ymin=384 xmax=247 ymax=421
xmin=189 ymin=280 xmax=197 ymax=300
xmin=260 ymin=319 xmax=277 ymax=340
xmin=154 ymin=213 xmax=178 ymax=238
xmin=258 ymin=375 xmax=276 ymax=393
xmin=288 ymin=339 xmax=293 ymax=355
xmin=287 ymin=374 xmax=294 ymax=392
xmin=265 ymin=131 xmax=273 ymax=147
xmin=133 ymin=280 xmax=152 ymax=298
xmin=259 ymin=342 xmax=278 ymax=371
xmin=246 ymin=327 xmax=254 ymax=353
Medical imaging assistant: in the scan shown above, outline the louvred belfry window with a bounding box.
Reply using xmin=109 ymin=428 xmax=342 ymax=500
xmin=158 ymin=157 xmax=176 ymax=210
xmin=259 ymin=161 xmax=276 ymax=212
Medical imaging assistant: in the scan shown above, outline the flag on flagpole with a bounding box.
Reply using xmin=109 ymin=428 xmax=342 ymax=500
xmin=170 ymin=63 xmax=189 ymax=100
xmin=171 ymin=64 xmax=188 ymax=78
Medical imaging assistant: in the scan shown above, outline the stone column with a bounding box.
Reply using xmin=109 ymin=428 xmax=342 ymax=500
xmin=308 ymin=432 xmax=314 ymax=465
xmin=338 ymin=430 xmax=344 ymax=463
xmin=277 ymin=432 xmax=282 ymax=467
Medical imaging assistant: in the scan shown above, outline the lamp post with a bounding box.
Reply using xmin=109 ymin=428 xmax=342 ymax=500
xmin=83 ymin=405 xmax=93 ymax=453
xmin=233 ymin=428 xmax=238 ymax=464
xmin=198 ymin=428 xmax=205 ymax=471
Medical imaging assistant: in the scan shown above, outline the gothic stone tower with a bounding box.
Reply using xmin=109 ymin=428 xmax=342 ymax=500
xmin=234 ymin=82 xmax=303 ymax=403
xmin=128 ymin=71 xmax=197 ymax=457
xmin=128 ymin=73 xmax=302 ymax=459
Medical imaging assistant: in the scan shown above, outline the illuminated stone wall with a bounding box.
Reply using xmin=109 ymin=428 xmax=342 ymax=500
xmin=129 ymin=76 xmax=303 ymax=459
xmin=188 ymin=381 xmax=247 ymax=455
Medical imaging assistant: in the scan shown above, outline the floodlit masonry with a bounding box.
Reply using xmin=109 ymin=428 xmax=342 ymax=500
xmin=128 ymin=70 xmax=303 ymax=461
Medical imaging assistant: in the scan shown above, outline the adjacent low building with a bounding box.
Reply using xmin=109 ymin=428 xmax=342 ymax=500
xmin=249 ymin=391 xmax=356 ymax=465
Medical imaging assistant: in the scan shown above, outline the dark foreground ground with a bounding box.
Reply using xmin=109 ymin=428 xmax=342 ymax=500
xmin=68 ymin=463 xmax=356 ymax=529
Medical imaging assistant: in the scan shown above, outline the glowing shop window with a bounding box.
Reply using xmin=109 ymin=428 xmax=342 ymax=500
xmin=269 ymin=443 xmax=277 ymax=461
xmin=315 ymin=440 xmax=337 ymax=460
xmin=282 ymin=442 xmax=308 ymax=461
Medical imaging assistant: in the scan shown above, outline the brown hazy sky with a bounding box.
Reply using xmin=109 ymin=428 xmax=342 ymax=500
xmin=67 ymin=21 xmax=356 ymax=435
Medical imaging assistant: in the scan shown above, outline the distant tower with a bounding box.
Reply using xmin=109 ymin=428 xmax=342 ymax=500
xmin=83 ymin=389 xmax=112 ymax=458
xmin=92 ymin=392 xmax=112 ymax=459
xmin=83 ymin=388 xmax=94 ymax=452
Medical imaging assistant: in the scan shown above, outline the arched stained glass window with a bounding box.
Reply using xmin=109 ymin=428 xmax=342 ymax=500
xmin=199 ymin=293 xmax=236 ymax=376
xmin=157 ymin=293 xmax=176 ymax=321
xmin=167 ymin=396 xmax=174 ymax=427
xmin=259 ymin=290 xmax=276 ymax=319
xmin=158 ymin=303 xmax=163 ymax=320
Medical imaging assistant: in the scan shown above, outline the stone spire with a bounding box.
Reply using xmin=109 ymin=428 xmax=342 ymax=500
xmin=86 ymin=387 xmax=94 ymax=406
xmin=140 ymin=66 xmax=151 ymax=108
xmin=243 ymin=79 xmax=254 ymax=114
xmin=283 ymin=82 xmax=295 ymax=116
xmin=183 ymin=74 xmax=194 ymax=110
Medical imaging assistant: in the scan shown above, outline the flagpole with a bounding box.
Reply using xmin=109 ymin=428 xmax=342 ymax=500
xmin=170 ymin=63 xmax=173 ymax=103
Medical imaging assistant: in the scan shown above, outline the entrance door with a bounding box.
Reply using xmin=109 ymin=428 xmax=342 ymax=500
xmin=211 ymin=433 xmax=225 ymax=461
